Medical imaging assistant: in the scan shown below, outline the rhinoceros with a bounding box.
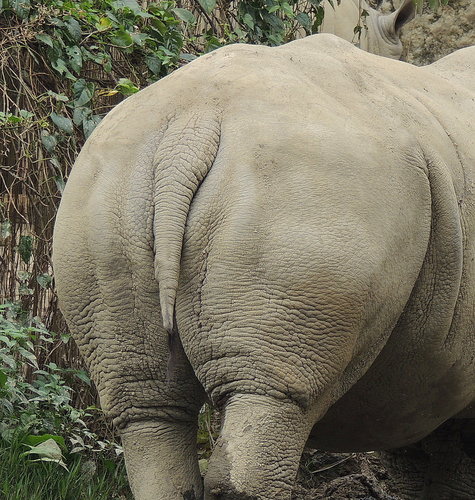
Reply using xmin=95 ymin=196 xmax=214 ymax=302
xmin=320 ymin=0 xmax=415 ymax=59
xmin=53 ymin=32 xmax=475 ymax=500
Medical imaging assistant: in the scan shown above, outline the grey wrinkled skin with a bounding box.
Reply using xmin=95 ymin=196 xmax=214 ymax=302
xmin=53 ymin=34 xmax=475 ymax=500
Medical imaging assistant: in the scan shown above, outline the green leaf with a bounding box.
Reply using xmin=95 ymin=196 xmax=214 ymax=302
xmin=10 ymin=0 xmax=30 ymax=19
xmin=51 ymin=17 xmax=66 ymax=28
xmin=36 ymin=273 xmax=52 ymax=289
xmin=263 ymin=11 xmax=284 ymax=31
xmin=18 ymin=235 xmax=33 ymax=264
xmin=50 ymin=112 xmax=74 ymax=134
xmin=197 ymin=0 xmax=216 ymax=14
xmin=74 ymin=370 xmax=91 ymax=386
xmin=50 ymin=58 xmax=76 ymax=80
xmin=150 ymin=18 xmax=167 ymax=36
xmin=22 ymin=439 xmax=69 ymax=471
xmin=49 ymin=156 xmax=61 ymax=171
xmin=23 ymin=434 xmax=66 ymax=451
xmin=115 ymin=78 xmax=139 ymax=95
xmin=172 ymin=8 xmax=195 ymax=24
xmin=145 ymin=54 xmax=162 ymax=75
xmin=313 ymin=5 xmax=325 ymax=30
xmin=74 ymin=87 xmax=94 ymax=107
xmin=95 ymin=17 xmax=113 ymax=31
xmin=66 ymin=45 xmax=82 ymax=73
xmin=296 ymin=12 xmax=311 ymax=29
xmin=0 ymin=371 xmax=7 ymax=388
xmin=47 ymin=90 xmax=69 ymax=102
xmin=83 ymin=115 xmax=102 ymax=138
xmin=18 ymin=270 xmax=30 ymax=281
xmin=104 ymin=59 xmax=112 ymax=73
xmin=180 ymin=52 xmax=197 ymax=62
xmin=54 ymin=175 xmax=66 ymax=193
xmin=65 ymin=17 xmax=82 ymax=42
xmin=18 ymin=284 xmax=33 ymax=296
xmin=110 ymin=29 xmax=133 ymax=47
xmin=35 ymin=33 xmax=53 ymax=48
xmin=18 ymin=346 xmax=38 ymax=368
xmin=0 ymin=220 xmax=11 ymax=241
xmin=111 ymin=0 xmax=141 ymax=14
xmin=72 ymin=106 xmax=91 ymax=126
xmin=60 ymin=333 xmax=70 ymax=344
xmin=40 ymin=131 xmax=57 ymax=152
xmin=130 ymin=33 xmax=150 ymax=47
xmin=20 ymin=109 xmax=35 ymax=118
xmin=82 ymin=48 xmax=108 ymax=66
xmin=281 ymin=2 xmax=295 ymax=17
xmin=8 ymin=115 xmax=22 ymax=124
xmin=72 ymin=78 xmax=87 ymax=96
xmin=242 ymin=13 xmax=255 ymax=30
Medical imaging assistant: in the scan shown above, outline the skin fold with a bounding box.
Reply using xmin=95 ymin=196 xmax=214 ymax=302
xmin=53 ymin=34 xmax=475 ymax=500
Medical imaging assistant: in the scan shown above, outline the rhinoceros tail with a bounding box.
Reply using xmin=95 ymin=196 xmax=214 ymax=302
xmin=153 ymin=112 xmax=221 ymax=335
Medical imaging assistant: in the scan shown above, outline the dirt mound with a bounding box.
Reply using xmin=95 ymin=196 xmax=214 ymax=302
xmin=401 ymin=0 xmax=475 ymax=65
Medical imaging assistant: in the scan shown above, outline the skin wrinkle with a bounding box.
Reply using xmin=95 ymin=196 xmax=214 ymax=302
xmin=198 ymin=333 xmax=345 ymax=408
xmin=410 ymin=104 xmax=468 ymax=351
xmin=422 ymin=153 xmax=464 ymax=349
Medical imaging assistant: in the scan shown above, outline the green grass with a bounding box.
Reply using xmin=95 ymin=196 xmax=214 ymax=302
xmin=0 ymin=438 xmax=133 ymax=500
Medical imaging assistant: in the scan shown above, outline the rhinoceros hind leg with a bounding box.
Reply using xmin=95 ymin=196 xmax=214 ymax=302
xmin=382 ymin=419 xmax=475 ymax=500
xmin=379 ymin=444 xmax=429 ymax=500
xmin=421 ymin=419 xmax=475 ymax=499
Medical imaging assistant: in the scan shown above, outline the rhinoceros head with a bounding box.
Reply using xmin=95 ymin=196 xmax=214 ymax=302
xmin=365 ymin=0 xmax=416 ymax=59
xmin=321 ymin=0 xmax=416 ymax=59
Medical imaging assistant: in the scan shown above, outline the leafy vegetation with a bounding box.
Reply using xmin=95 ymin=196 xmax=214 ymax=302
xmin=0 ymin=302 xmax=130 ymax=498
xmin=0 ymin=439 xmax=132 ymax=500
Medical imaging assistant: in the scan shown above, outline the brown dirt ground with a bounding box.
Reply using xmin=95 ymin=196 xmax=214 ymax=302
xmin=293 ymin=451 xmax=399 ymax=499
xmin=401 ymin=0 xmax=475 ymax=65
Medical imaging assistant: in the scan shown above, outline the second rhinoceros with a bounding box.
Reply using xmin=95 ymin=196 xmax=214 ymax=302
xmin=320 ymin=0 xmax=415 ymax=59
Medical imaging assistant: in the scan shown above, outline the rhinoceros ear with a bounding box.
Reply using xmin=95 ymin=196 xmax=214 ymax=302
xmin=384 ymin=0 xmax=416 ymax=36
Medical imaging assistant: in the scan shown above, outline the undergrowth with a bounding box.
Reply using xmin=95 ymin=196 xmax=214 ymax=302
xmin=0 ymin=438 xmax=132 ymax=500
xmin=0 ymin=302 xmax=131 ymax=499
